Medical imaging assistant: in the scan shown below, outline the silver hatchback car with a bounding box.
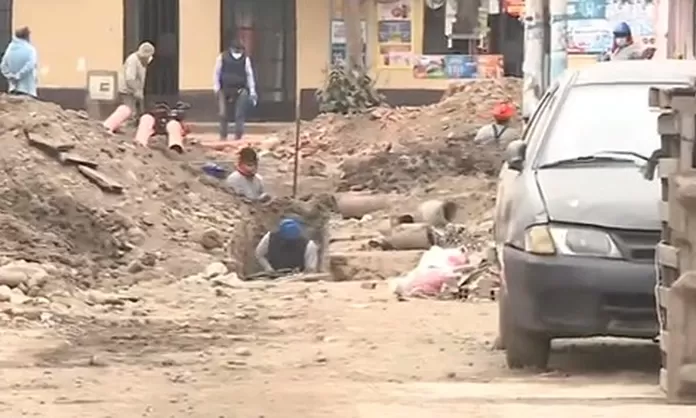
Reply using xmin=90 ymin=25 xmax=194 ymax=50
xmin=494 ymin=60 xmax=696 ymax=369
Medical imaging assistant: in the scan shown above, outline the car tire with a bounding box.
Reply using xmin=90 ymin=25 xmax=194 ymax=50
xmin=504 ymin=322 xmax=551 ymax=370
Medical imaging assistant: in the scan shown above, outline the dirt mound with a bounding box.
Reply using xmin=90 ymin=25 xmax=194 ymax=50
xmin=337 ymin=139 xmax=505 ymax=193
xmin=271 ymin=78 xmax=522 ymax=161
xmin=0 ymin=95 xmax=330 ymax=290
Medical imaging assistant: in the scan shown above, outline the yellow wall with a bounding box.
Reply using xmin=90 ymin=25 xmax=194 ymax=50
xmin=179 ymin=0 xmax=220 ymax=90
xmin=13 ymin=0 xmax=447 ymax=93
xmin=296 ymin=0 xmax=451 ymax=93
xmin=13 ymin=0 xmax=122 ymax=89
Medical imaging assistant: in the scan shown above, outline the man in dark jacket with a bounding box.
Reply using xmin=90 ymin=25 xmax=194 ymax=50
xmin=212 ymin=38 xmax=257 ymax=140
xmin=255 ymin=218 xmax=319 ymax=273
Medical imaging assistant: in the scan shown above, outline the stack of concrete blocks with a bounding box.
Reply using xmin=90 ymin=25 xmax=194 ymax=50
xmin=651 ymin=82 xmax=696 ymax=404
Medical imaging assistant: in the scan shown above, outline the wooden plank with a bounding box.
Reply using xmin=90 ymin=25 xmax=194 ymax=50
xmin=658 ymin=158 xmax=678 ymax=178
xmin=23 ymin=129 xmax=75 ymax=157
xmin=58 ymin=153 xmax=98 ymax=169
xmin=76 ymin=166 xmax=123 ymax=194
xmin=657 ymin=242 xmax=679 ymax=268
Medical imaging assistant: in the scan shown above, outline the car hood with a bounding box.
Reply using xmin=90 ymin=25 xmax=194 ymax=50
xmin=535 ymin=166 xmax=660 ymax=230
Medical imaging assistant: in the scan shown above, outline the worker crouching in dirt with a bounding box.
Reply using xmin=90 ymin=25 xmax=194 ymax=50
xmin=225 ymin=147 xmax=270 ymax=202
xmin=474 ymin=102 xmax=517 ymax=145
xmin=103 ymin=42 xmax=156 ymax=134
xmin=255 ymin=218 xmax=320 ymax=274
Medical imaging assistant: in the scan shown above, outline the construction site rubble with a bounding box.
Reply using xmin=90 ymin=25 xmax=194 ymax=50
xmin=267 ymin=78 xmax=521 ymax=194
xmin=0 ymin=95 xmax=273 ymax=294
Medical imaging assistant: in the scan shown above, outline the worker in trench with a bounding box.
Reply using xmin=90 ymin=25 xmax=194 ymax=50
xmin=255 ymin=218 xmax=320 ymax=275
xmin=103 ymin=42 xmax=156 ymax=134
xmin=225 ymin=147 xmax=271 ymax=202
xmin=473 ymin=102 xmax=517 ymax=145
xmin=0 ymin=26 xmax=38 ymax=97
xmin=213 ymin=37 xmax=258 ymax=141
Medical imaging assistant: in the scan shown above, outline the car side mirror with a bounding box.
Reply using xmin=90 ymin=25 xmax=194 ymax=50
xmin=505 ymin=140 xmax=526 ymax=171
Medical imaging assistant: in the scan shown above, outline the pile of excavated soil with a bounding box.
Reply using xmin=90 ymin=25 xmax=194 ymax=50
xmin=336 ymin=140 xmax=504 ymax=193
xmin=271 ymin=77 xmax=522 ymax=160
xmin=0 ymin=95 xmax=330 ymax=292
xmin=268 ymin=78 xmax=521 ymax=193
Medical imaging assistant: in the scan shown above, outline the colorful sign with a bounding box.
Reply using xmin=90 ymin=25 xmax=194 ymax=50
xmin=377 ymin=0 xmax=413 ymax=67
xmin=413 ymin=55 xmax=502 ymax=79
xmin=565 ymin=0 xmax=655 ymax=54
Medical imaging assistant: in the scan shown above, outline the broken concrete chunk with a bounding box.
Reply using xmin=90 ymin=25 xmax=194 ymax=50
xmin=204 ymin=262 xmax=228 ymax=279
xmin=24 ymin=129 xmax=75 ymax=157
xmin=77 ymin=165 xmax=124 ymax=194
xmin=0 ymin=260 xmax=49 ymax=288
xmin=58 ymin=152 xmax=98 ymax=169
xmin=86 ymin=290 xmax=140 ymax=306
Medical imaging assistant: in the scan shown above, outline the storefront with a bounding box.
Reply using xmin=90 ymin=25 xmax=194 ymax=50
xmin=11 ymin=0 xmax=505 ymax=121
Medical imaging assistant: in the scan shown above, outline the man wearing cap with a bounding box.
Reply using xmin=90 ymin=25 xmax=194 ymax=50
xmin=1 ymin=26 xmax=38 ymax=97
xmin=255 ymin=218 xmax=320 ymax=274
xmin=474 ymin=102 xmax=517 ymax=145
xmin=118 ymin=42 xmax=156 ymax=116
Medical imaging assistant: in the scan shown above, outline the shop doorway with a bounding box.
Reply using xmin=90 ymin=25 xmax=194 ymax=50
xmin=123 ymin=0 xmax=180 ymax=106
xmin=220 ymin=0 xmax=297 ymax=121
xmin=0 ymin=0 xmax=12 ymax=93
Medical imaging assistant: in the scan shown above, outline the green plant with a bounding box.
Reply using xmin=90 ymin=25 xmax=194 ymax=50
xmin=316 ymin=62 xmax=385 ymax=114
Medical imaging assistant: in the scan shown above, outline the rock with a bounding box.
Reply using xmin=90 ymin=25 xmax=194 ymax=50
xmin=200 ymin=228 xmax=224 ymax=250
xmin=204 ymin=262 xmax=228 ymax=279
xmin=360 ymin=282 xmax=377 ymax=290
xmin=210 ymin=273 xmax=250 ymax=288
xmin=126 ymin=260 xmax=145 ymax=274
xmin=0 ymin=285 xmax=12 ymax=302
xmin=234 ymin=347 xmax=252 ymax=357
xmin=0 ymin=261 xmax=48 ymax=288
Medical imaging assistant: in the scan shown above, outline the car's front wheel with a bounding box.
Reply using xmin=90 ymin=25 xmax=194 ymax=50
xmin=500 ymin=291 xmax=551 ymax=369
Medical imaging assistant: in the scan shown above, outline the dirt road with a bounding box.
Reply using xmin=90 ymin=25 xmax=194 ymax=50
xmin=0 ymin=280 xmax=686 ymax=417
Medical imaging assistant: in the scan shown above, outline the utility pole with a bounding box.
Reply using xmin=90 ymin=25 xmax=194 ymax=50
xmin=343 ymin=0 xmax=363 ymax=69
xmin=521 ymin=0 xmax=544 ymax=119
xmin=549 ymin=0 xmax=567 ymax=83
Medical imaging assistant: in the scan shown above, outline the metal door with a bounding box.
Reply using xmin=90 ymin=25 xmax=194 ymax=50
xmin=0 ymin=0 xmax=12 ymax=93
xmin=220 ymin=0 xmax=297 ymax=121
xmin=123 ymin=0 xmax=179 ymax=106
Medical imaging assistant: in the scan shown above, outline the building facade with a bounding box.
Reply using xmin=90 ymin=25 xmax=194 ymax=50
xmin=4 ymin=0 xmax=469 ymax=122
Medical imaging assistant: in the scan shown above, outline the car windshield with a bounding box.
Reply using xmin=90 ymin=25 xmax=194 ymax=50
xmin=536 ymin=83 xmax=680 ymax=167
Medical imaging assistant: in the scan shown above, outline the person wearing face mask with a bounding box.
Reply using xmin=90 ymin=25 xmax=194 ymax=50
xmin=601 ymin=22 xmax=644 ymax=61
xmin=225 ymin=147 xmax=270 ymax=202
xmin=103 ymin=42 xmax=155 ymax=133
xmin=474 ymin=102 xmax=517 ymax=145
xmin=213 ymin=38 xmax=258 ymax=141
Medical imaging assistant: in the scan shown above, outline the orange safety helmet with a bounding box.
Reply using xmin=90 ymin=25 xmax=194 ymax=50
xmin=493 ymin=102 xmax=515 ymax=121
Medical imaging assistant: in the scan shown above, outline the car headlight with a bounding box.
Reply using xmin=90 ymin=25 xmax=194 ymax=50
xmin=524 ymin=224 xmax=622 ymax=258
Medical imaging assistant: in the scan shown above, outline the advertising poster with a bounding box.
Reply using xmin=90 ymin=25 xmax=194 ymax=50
xmin=566 ymin=19 xmax=612 ymax=53
xmin=605 ymin=0 xmax=656 ymax=45
xmin=444 ymin=55 xmax=477 ymax=79
xmin=413 ymin=55 xmax=446 ymax=79
xmin=377 ymin=0 xmax=413 ymax=67
xmin=476 ymin=55 xmax=504 ymax=78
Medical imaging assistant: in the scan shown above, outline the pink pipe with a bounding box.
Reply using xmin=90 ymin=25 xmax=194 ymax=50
xmin=103 ymin=105 xmax=132 ymax=133
xmin=166 ymin=120 xmax=184 ymax=153
xmin=134 ymin=114 xmax=155 ymax=146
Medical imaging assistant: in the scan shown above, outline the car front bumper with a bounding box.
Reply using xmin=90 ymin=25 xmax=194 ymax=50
xmin=502 ymin=246 xmax=658 ymax=339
